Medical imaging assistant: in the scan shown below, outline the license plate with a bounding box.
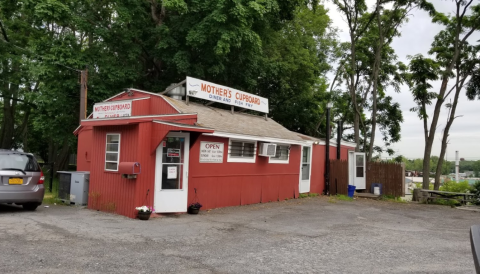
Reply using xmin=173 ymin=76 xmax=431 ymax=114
xmin=9 ymin=178 xmax=23 ymax=185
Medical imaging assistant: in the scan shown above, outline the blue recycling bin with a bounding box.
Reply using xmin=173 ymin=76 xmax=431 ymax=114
xmin=348 ymin=185 xmax=356 ymax=198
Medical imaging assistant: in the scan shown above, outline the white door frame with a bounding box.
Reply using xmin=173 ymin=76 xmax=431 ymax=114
xmin=348 ymin=151 xmax=366 ymax=190
xmin=348 ymin=151 xmax=354 ymax=186
xmin=154 ymin=132 xmax=190 ymax=213
xmin=299 ymin=145 xmax=312 ymax=193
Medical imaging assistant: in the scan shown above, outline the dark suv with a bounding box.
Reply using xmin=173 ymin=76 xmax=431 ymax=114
xmin=0 ymin=150 xmax=45 ymax=210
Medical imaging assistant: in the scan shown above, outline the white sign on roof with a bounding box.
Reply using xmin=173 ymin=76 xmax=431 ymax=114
xmin=186 ymin=76 xmax=269 ymax=113
xmin=93 ymin=100 xmax=132 ymax=118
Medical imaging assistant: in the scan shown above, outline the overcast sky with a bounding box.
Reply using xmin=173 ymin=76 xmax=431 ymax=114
xmin=323 ymin=0 xmax=480 ymax=161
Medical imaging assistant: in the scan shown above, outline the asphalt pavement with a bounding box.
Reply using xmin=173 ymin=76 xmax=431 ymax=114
xmin=0 ymin=196 xmax=478 ymax=274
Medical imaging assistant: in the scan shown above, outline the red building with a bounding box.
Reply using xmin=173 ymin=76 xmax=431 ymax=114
xmin=75 ymin=79 xmax=355 ymax=218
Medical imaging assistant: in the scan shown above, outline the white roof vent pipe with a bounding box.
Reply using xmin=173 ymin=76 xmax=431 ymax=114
xmin=166 ymin=85 xmax=185 ymax=100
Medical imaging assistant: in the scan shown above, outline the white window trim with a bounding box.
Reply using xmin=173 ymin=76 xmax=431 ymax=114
xmin=227 ymin=139 xmax=256 ymax=163
xmin=105 ymin=133 xmax=121 ymax=171
xmin=269 ymin=144 xmax=290 ymax=164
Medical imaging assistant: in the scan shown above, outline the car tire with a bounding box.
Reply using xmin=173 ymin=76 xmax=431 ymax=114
xmin=23 ymin=203 xmax=39 ymax=211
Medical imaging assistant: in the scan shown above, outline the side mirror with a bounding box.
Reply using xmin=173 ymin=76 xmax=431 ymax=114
xmin=470 ymin=225 xmax=480 ymax=273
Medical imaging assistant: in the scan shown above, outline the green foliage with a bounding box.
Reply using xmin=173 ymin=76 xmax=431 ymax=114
xmin=472 ymin=181 xmax=480 ymax=205
xmin=0 ymin=0 xmax=335 ymax=162
xmin=299 ymin=193 xmax=309 ymax=199
xmin=414 ymin=182 xmax=433 ymax=190
xmin=439 ymin=180 xmax=472 ymax=193
xmin=407 ymin=54 xmax=440 ymax=121
xmin=428 ymin=199 xmax=461 ymax=207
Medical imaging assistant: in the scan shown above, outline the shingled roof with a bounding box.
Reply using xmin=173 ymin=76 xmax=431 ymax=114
xmin=162 ymin=96 xmax=304 ymax=142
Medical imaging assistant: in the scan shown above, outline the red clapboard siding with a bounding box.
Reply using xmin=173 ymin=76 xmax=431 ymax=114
xmin=131 ymin=99 xmax=151 ymax=116
xmin=187 ymin=135 xmax=302 ymax=210
xmin=310 ymin=145 xmax=325 ymax=195
xmin=88 ymin=125 xmax=139 ymax=218
xmin=76 ymin=126 xmax=93 ymax=172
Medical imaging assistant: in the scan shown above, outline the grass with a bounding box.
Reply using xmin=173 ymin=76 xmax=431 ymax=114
xmin=379 ymin=194 xmax=407 ymax=203
xmin=336 ymin=194 xmax=353 ymax=201
xmin=42 ymin=173 xmax=62 ymax=205
xmin=43 ymin=175 xmax=60 ymax=195
xmin=327 ymin=197 xmax=337 ymax=203
xmin=43 ymin=193 xmax=63 ymax=205
xmin=299 ymin=193 xmax=320 ymax=199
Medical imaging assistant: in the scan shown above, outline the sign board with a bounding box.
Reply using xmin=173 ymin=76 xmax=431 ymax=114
xmin=186 ymin=76 xmax=269 ymax=113
xmin=93 ymin=100 xmax=132 ymax=118
xmin=167 ymin=166 xmax=177 ymax=179
xmin=199 ymin=142 xmax=224 ymax=163
xmin=167 ymin=148 xmax=180 ymax=157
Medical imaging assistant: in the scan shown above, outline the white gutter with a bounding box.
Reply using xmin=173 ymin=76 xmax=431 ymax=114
xmin=153 ymin=120 xmax=213 ymax=131
xmin=203 ymin=131 xmax=308 ymax=146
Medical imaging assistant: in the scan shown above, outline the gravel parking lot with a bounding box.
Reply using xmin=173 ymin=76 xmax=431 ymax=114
xmin=0 ymin=196 xmax=478 ymax=274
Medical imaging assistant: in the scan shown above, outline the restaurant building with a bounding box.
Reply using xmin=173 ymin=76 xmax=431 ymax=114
xmin=75 ymin=77 xmax=355 ymax=218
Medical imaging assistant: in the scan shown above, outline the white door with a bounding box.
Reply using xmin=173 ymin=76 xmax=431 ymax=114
xmin=354 ymin=152 xmax=366 ymax=189
xmin=154 ymin=132 xmax=190 ymax=213
xmin=299 ymin=146 xmax=312 ymax=193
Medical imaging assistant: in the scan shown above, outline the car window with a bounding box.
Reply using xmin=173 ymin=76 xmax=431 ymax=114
xmin=0 ymin=154 xmax=40 ymax=172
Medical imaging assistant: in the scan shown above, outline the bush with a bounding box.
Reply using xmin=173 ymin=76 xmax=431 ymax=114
xmin=472 ymin=181 xmax=480 ymax=205
xmin=439 ymin=180 xmax=472 ymax=193
xmin=414 ymin=182 xmax=434 ymax=190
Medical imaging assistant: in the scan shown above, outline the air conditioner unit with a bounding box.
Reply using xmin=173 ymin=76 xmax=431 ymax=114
xmin=258 ymin=143 xmax=277 ymax=157
xmin=57 ymin=171 xmax=90 ymax=205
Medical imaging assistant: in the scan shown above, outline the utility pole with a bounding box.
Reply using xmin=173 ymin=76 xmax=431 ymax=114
xmin=336 ymin=120 xmax=342 ymax=159
xmin=79 ymin=66 xmax=88 ymax=123
xmin=324 ymin=102 xmax=333 ymax=195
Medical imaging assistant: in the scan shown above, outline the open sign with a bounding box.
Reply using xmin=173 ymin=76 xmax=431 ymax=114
xmin=199 ymin=142 xmax=224 ymax=163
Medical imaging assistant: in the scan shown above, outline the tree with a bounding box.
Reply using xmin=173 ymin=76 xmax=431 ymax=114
xmin=0 ymin=0 xmax=334 ymax=172
xmin=416 ymin=0 xmax=480 ymax=189
xmin=331 ymin=0 xmax=434 ymax=155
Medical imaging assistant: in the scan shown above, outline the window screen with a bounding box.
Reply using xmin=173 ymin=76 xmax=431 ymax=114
xmin=271 ymin=145 xmax=289 ymax=161
xmin=229 ymin=141 xmax=255 ymax=158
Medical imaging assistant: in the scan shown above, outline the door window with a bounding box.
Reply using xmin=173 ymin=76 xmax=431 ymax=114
xmin=162 ymin=137 xmax=185 ymax=189
xmin=356 ymin=154 xmax=364 ymax=177
xmin=302 ymin=147 xmax=311 ymax=180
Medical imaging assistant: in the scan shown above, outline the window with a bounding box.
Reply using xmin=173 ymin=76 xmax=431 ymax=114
xmin=269 ymin=144 xmax=290 ymax=164
xmin=105 ymin=134 xmax=120 ymax=171
xmin=227 ymin=139 xmax=256 ymax=163
xmin=0 ymin=153 xmax=40 ymax=172
xmin=356 ymin=154 xmax=364 ymax=177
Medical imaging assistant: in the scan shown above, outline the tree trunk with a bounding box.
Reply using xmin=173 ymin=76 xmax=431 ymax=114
xmin=349 ymin=34 xmax=360 ymax=152
xmin=47 ymin=137 xmax=71 ymax=175
xmin=368 ymin=4 xmax=384 ymax=161
xmin=434 ymin=72 xmax=465 ymax=190
xmin=0 ymin=84 xmax=17 ymax=149
xmin=54 ymin=139 xmax=70 ymax=174
xmin=423 ymin=0 xmax=476 ymax=189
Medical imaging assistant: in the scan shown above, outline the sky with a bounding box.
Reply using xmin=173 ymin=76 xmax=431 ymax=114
xmin=322 ymin=0 xmax=480 ymax=161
